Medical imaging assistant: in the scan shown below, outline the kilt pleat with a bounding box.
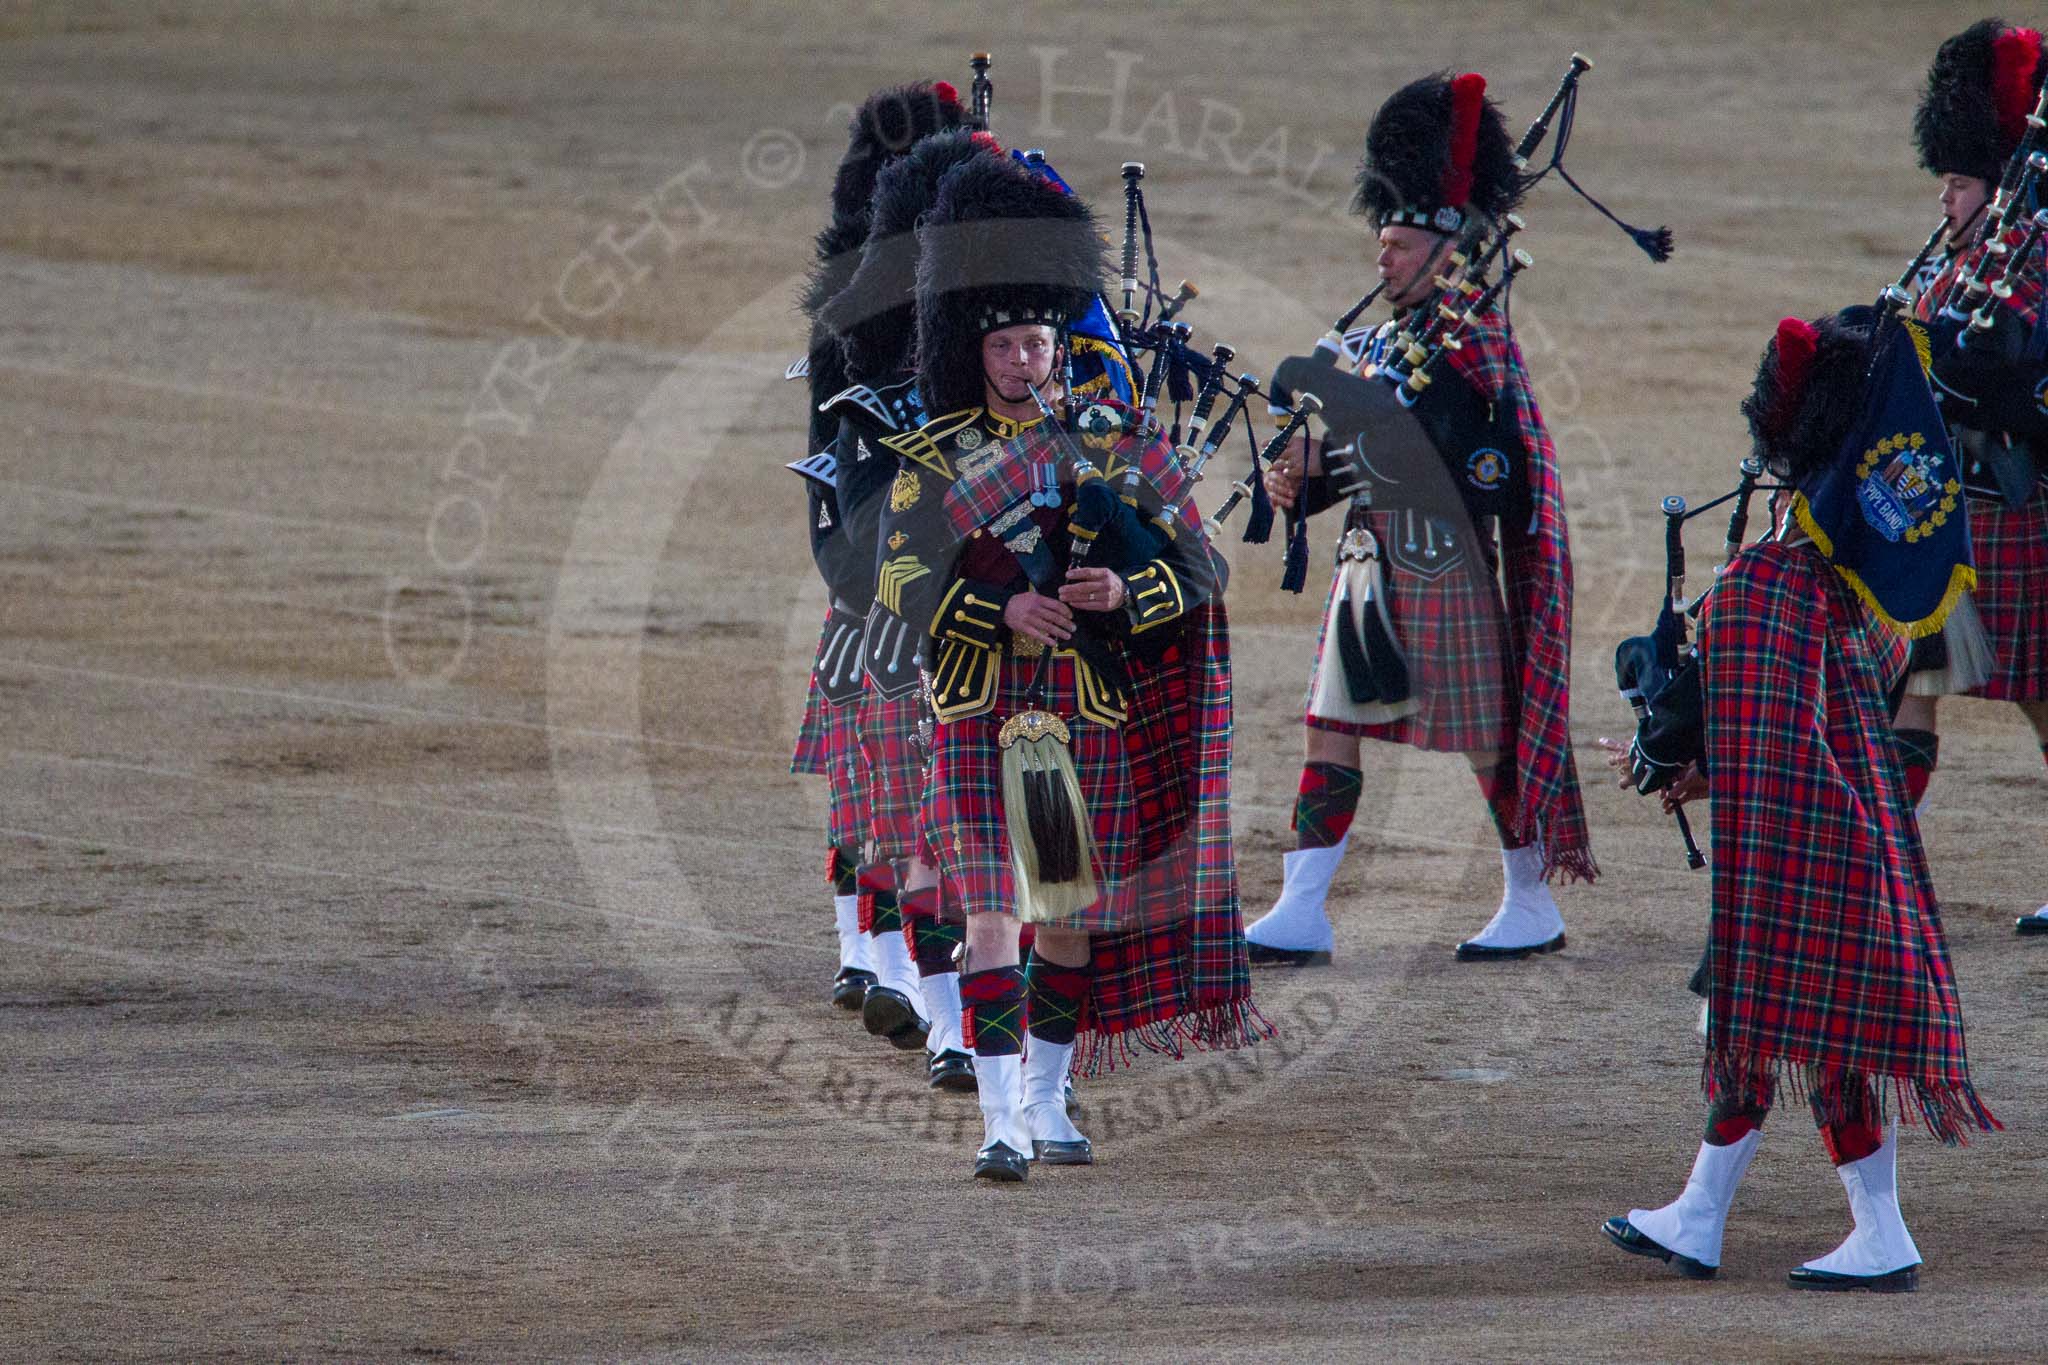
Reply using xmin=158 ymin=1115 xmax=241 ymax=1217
xmin=792 ymin=608 xmax=867 ymax=848
xmin=1964 ymin=492 xmax=2048 ymax=703
xmin=789 ymin=671 xmax=829 ymax=776
xmin=820 ymin=694 xmax=866 ymax=853
xmin=859 ymin=688 xmax=929 ymax=863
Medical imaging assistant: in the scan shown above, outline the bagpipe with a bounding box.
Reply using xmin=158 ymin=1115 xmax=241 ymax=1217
xmin=982 ymin=380 xmax=1206 ymax=921
xmin=1275 ymin=49 xmax=1652 ymax=406
xmin=961 ymin=49 xmax=1359 ymax=589
xmin=1881 ymin=218 xmax=1958 ymax=319
xmin=1610 ymin=460 xmax=1771 ymax=868
xmin=1099 ymin=152 xmax=1327 ymax=568
xmin=1891 ymin=81 xmax=2048 ymax=507
xmin=1240 ymin=56 xmax=1605 ymax=705
xmin=1265 ymin=250 xmax=1535 ymax=722
xmin=1933 ymin=74 xmax=2048 ymax=325
xmin=1614 ymin=214 xmax=1979 ymax=867
xmin=1258 ymin=53 xmax=1682 ymax=731
xmin=971 ymin=54 xmax=1264 ymax=487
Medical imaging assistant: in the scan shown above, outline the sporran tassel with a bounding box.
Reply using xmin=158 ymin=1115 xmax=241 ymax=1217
xmin=998 ymin=706 xmax=1098 ymax=923
xmin=1309 ymin=541 xmax=1417 ymax=725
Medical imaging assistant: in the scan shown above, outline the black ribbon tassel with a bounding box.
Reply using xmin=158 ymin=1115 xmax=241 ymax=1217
xmin=1526 ymin=83 xmax=1674 ymax=264
xmin=1280 ymin=510 xmax=1309 ymax=593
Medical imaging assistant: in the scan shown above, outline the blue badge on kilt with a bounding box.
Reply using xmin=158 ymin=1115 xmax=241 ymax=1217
xmin=1793 ymin=315 xmax=1975 ymax=638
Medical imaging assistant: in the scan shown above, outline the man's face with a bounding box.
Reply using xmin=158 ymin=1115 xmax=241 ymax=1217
xmin=1377 ymin=225 xmax=1455 ymax=309
xmin=981 ymin=323 xmax=1059 ymax=406
xmin=1939 ymin=173 xmax=1992 ymax=240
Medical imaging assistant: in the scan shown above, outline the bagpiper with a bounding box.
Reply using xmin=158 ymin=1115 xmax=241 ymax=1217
xmin=1899 ymin=19 xmax=2048 ymax=935
xmin=817 ymin=125 xmax=1010 ymax=1088
xmin=880 ymin=151 xmax=1260 ymax=1180
xmin=789 ymin=81 xmax=963 ymax=1017
xmin=1602 ymin=309 xmax=1997 ymax=1292
xmin=1255 ymin=72 xmax=1595 ymax=965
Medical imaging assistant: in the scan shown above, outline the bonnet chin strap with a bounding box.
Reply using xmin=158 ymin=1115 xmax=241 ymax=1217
xmin=1059 ymin=320 xmax=1077 ymax=417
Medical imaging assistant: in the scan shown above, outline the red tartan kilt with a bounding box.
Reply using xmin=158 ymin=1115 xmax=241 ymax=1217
xmin=859 ymin=687 xmax=928 ymax=862
xmin=819 ymin=695 xmax=867 ymax=853
xmin=790 ymin=672 xmax=829 ymax=776
xmin=1120 ymin=641 xmax=1195 ymax=867
xmin=1303 ymin=516 xmax=1515 ymax=753
xmin=923 ymin=650 xmax=1142 ymax=930
xmin=1965 ymin=493 xmax=2048 ymax=702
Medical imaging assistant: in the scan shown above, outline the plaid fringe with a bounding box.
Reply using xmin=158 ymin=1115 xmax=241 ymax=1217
xmin=1072 ymin=999 xmax=1277 ymax=1079
xmin=1703 ymin=1048 xmax=2002 ymax=1148
xmin=1539 ymin=843 xmax=1600 ymax=887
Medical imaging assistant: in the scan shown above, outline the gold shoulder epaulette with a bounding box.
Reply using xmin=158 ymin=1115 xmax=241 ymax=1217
xmin=879 ymin=407 xmax=982 ymax=481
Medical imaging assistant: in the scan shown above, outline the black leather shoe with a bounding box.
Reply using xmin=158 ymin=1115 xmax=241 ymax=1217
xmin=1787 ymin=1264 xmax=1919 ymax=1293
xmin=830 ymin=967 xmax=876 ymax=1010
xmin=928 ymin=1049 xmax=976 ymax=1092
xmin=1065 ymin=1080 xmax=1082 ymax=1120
xmin=2016 ymin=912 xmax=2048 ymax=937
xmin=1032 ymin=1137 xmax=1094 ymax=1166
xmin=1246 ymin=942 xmax=1333 ymax=967
xmin=974 ymin=1142 xmax=1029 ymax=1182
xmin=1601 ymin=1216 xmax=1717 ymax=1280
xmin=1456 ymin=933 xmax=1566 ymax=963
xmin=860 ymin=986 xmax=930 ymax=1051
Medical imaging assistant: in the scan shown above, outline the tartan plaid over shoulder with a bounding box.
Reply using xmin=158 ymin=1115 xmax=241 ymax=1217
xmin=1440 ymin=310 xmax=1596 ymax=882
xmin=1700 ymin=540 xmax=1996 ymax=1144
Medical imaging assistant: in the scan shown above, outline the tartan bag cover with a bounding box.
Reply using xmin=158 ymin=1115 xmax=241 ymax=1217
xmin=1701 ymin=540 xmax=1996 ymax=1143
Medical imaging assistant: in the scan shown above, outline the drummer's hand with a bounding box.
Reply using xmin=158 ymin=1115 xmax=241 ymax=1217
xmin=1004 ymin=590 xmax=1074 ymax=646
xmin=1265 ymin=446 xmax=1304 ymax=512
xmin=1057 ymin=566 xmax=1127 ymax=613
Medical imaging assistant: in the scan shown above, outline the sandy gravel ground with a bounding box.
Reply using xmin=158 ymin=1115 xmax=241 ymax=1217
xmin=2 ymin=2 xmax=2043 ymax=1359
